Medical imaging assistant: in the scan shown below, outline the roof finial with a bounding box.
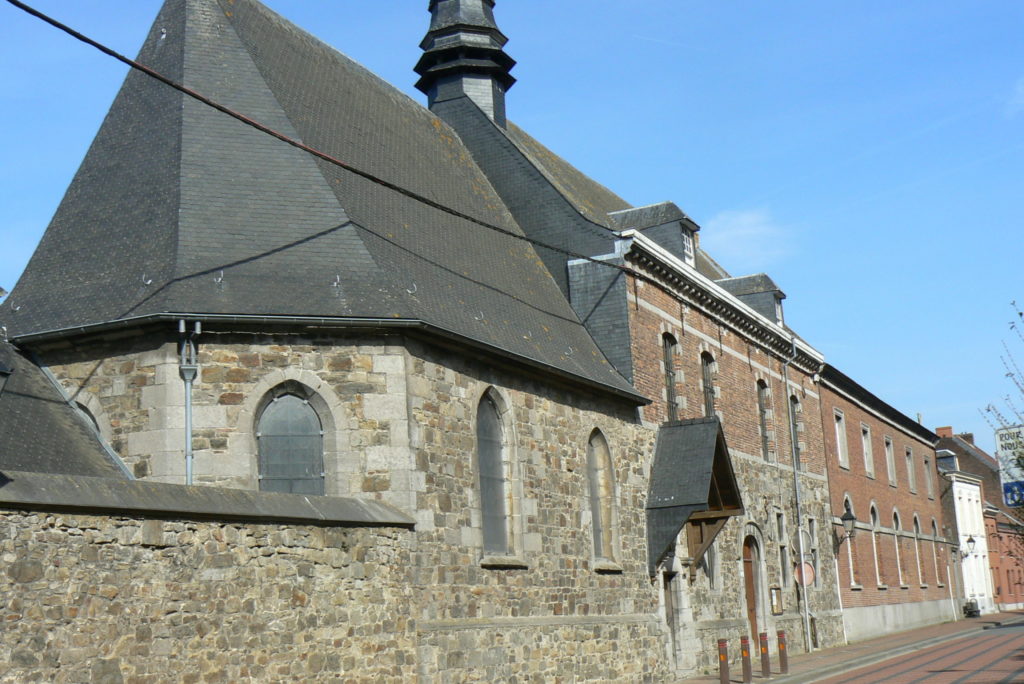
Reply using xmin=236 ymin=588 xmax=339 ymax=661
xmin=414 ymin=0 xmax=516 ymax=127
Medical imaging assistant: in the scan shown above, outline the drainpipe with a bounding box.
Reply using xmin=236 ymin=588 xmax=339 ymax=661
xmin=782 ymin=337 xmax=813 ymax=653
xmin=178 ymin=319 xmax=200 ymax=485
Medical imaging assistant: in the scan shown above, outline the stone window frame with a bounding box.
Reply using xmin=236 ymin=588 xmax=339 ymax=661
xmin=236 ymin=368 xmax=348 ymax=496
xmin=788 ymin=394 xmax=804 ymax=467
xmin=73 ymin=390 xmax=114 ymax=447
xmin=700 ymin=351 xmax=717 ymax=418
xmin=913 ymin=515 xmax=925 ymax=587
xmin=662 ymin=333 xmax=680 ymax=421
xmin=870 ymin=503 xmax=882 ymax=587
xmin=833 ymin=408 xmax=850 ymax=469
xmin=776 ymin=509 xmax=791 ymax=588
xmin=756 ymin=378 xmax=774 ymax=462
xmin=931 ymin=519 xmax=944 ymax=587
xmin=701 ymin=537 xmax=721 ymax=591
xmin=586 ymin=428 xmax=622 ymax=572
xmin=905 ymin=447 xmax=917 ymax=494
xmin=254 ymin=385 xmax=326 ymax=495
xmin=892 ymin=509 xmax=906 ymax=587
xmin=884 ymin=436 xmax=896 ymax=487
xmin=861 ymin=423 xmax=875 ymax=479
xmin=842 ymin=496 xmax=857 ymax=588
xmin=924 ymin=453 xmax=935 ymax=499
xmin=473 ymin=386 xmax=526 ymax=568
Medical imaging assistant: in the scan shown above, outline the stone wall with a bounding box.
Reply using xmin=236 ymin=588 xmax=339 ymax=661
xmin=1 ymin=508 xmax=414 ymax=683
xmin=38 ymin=331 xmax=675 ymax=681
xmin=404 ymin=340 xmax=670 ymax=681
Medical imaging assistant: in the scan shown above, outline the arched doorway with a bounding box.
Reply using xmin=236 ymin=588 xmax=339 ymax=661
xmin=742 ymin=536 xmax=761 ymax=640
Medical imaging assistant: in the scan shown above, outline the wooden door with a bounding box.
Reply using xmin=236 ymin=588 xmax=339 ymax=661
xmin=743 ymin=537 xmax=759 ymax=639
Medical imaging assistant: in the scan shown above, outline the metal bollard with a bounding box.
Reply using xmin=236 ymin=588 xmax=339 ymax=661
xmin=759 ymin=631 xmax=771 ymax=677
xmin=740 ymin=635 xmax=753 ymax=684
xmin=777 ymin=629 xmax=789 ymax=674
xmin=718 ymin=638 xmax=730 ymax=684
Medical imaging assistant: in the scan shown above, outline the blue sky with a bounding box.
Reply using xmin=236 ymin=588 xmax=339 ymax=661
xmin=2 ymin=1 xmax=1022 ymax=454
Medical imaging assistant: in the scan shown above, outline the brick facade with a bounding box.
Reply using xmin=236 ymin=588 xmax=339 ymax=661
xmin=820 ymin=377 xmax=954 ymax=641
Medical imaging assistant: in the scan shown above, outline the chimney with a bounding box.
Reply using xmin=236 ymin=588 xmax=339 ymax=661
xmin=414 ymin=0 xmax=516 ymax=127
xmin=959 ymin=432 xmax=975 ymax=445
xmin=935 ymin=426 xmax=953 ymax=438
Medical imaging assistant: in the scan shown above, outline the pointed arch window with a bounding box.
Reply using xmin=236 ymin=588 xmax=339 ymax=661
xmin=663 ymin=334 xmax=679 ymax=421
xmin=587 ymin=429 xmax=616 ymax=561
xmin=701 ymin=352 xmax=716 ymax=417
xmin=931 ymin=519 xmax=941 ymax=586
xmin=477 ymin=392 xmax=509 ymax=555
xmin=257 ymin=392 xmax=324 ymax=495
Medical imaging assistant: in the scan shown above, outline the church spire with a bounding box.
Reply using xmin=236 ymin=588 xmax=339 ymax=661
xmin=414 ymin=0 xmax=516 ymax=127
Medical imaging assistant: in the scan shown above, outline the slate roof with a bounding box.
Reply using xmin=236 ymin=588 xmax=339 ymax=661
xmin=503 ymin=124 xmax=729 ymax=281
xmin=646 ymin=417 xmax=742 ymax=575
xmin=5 ymin=0 xmax=640 ymax=401
xmin=0 ymin=339 xmax=127 ymax=478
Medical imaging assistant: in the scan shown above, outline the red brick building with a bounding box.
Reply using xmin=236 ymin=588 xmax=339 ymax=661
xmin=936 ymin=427 xmax=1024 ymax=612
xmin=819 ymin=365 xmax=954 ymax=641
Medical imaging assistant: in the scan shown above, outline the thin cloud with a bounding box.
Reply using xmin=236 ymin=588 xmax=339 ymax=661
xmin=1006 ymin=77 xmax=1024 ymax=118
xmin=700 ymin=208 xmax=790 ymax=274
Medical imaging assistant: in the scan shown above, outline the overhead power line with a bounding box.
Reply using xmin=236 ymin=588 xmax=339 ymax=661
xmin=6 ymin=0 xmax=804 ymax=363
xmin=5 ymin=0 xmax=642 ymax=280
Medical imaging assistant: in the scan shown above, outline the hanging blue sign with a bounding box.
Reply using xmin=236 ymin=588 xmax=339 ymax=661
xmin=1003 ymin=481 xmax=1024 ymax=508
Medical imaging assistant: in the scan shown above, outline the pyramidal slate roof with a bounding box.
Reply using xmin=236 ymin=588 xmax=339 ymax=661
xmin=5 ymin=0 xmax=640 ymax=401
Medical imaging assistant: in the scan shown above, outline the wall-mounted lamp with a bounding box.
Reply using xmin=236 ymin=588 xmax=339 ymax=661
xmin=960 ymin=536 xmax=976 ymax=558
xmin=836 ymin=500 xmax=857 ymax=545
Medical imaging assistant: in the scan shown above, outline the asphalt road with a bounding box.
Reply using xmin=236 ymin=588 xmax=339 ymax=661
xmin=814 ymin=622 xmax=1024 ymax=684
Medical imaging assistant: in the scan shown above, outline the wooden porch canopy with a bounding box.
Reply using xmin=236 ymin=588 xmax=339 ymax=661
xmin=646 ymin=417 xmax=744 ymax=577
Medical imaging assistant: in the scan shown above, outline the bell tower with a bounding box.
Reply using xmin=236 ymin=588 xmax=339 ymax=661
xmin=414 ymin=0 xmax=516 ymax=127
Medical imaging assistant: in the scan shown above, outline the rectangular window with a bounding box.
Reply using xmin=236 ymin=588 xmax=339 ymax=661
xmin=777 ymin=512 xmax=790 ymax=587
xmin=834 ymin=409 xmax=849 ymax=468
xmin=906 ymin=447 xmax=916 ymax=493
xmin=924 ymin=455 xmax=934 ymax=498
xmin=861 ymin=424 xmax=874 ymax=478
xmin=808 ymin=517 xmax=820 ymax=588
xmin=885 ymin=436 xmax=896 ymax=486
xmin=757 ymin=381 xmax=771 ymax=461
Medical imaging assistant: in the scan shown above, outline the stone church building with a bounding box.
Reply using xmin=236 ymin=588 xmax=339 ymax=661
xmin=0 ymin=0 xmax=944 ymax=681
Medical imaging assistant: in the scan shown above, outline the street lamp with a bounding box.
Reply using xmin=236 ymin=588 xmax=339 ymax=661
xmin=836 ymin=500 xmax=857 ymax=545
xmin=961 ymin=536 xmax=976 ymax=558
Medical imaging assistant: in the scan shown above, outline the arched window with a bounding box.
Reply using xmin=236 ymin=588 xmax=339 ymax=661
xmin=256 ymin=392 xmax=324 ymax=495
xmin=701 ymin=352 xmax=716 ymax=417
xmin=913 ymin=516 xmax=924 ymax=585
xmin=931 ymin=519 xmax=940 ymax=586
xmin=870 ymin=506 xmax=881 ymax=586
xmin=843 ymin=497 xmax=856 ymax=586
xmin=756 ymin=380 xmax=771 ymax=461
xmin=893 ymin=511 xmax=904 ymax=586
xmin=587 ymin=429 xmax=616 ymax=561
xmin=477 ymin=392 xmax=509 ymax=554
xmin=663 ymin=334 xmax=679 ymax=421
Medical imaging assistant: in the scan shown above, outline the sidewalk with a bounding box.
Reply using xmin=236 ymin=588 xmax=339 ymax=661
xmin=678 ymin=610 xmax=1024 ymax=684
